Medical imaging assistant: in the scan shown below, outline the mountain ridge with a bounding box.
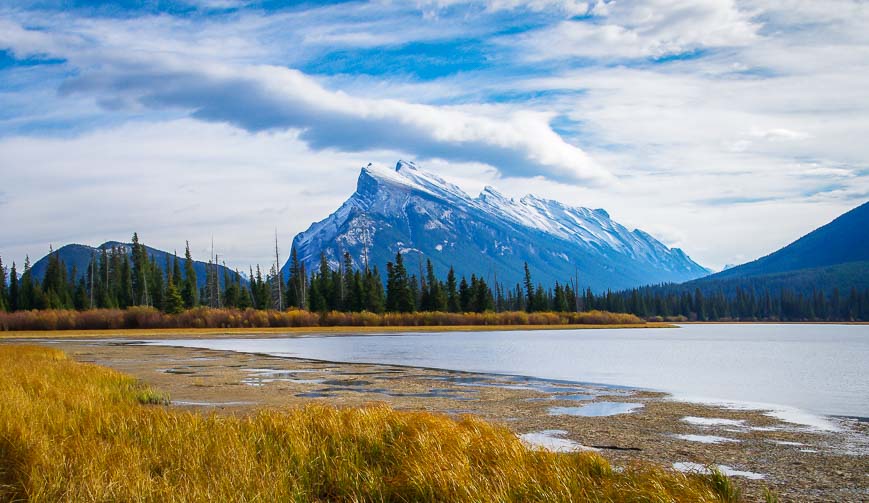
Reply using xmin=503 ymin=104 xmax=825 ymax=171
xmin=285 ymin=160 xmax=709 ymax=290
xmin=671 ymin=200 xmax=869 ymax=296
xmin=30 ymin=241 xmax=244 ymax=290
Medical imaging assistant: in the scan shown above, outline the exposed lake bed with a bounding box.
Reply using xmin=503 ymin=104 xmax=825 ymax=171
xmin=27 ymin=326 xmax=869 ymax=503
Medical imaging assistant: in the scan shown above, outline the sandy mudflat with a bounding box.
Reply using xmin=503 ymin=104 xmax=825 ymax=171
xmin=11 ymin=337 xmax=869 ymax=502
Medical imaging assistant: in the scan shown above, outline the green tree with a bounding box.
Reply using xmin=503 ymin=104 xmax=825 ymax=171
xmin=423 ymin=259 xmax=447 ymax=311
xmin=458 ymin=276 xmax=471 ymax=312
xmin=523 ymin=263 xmax=535 ymax=312
xmin=446 ymin=267 xmax=460 ymax=313
xmin=182 ymin=241 xmax=198 ymax=308
xmin=364 ymin=267 xmax=385 ymax=313
xmin=163 ymin=275 xmax=185 ymax=314
xmin=130 ymin=233 xmax=151 ymax=306
xmin=8 ymin=262 xmax=18 ymax=312
xmin=118 ymin=254 xmax=133 ymax=308
xmin=385 ymin=252 xmax=414 ymax=313
xmin=20 ymin=256 xmax=34 ymax=310
xmin=0 ymin=256 xmax=7 ymax=312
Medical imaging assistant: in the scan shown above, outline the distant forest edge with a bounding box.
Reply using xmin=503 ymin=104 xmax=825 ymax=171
xmin=1 ymin=231 xmax=868 ymax=326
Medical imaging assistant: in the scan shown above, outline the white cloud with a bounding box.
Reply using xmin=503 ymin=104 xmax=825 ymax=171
xmin=0 ymin=17 xmax=613 ymax=185
xmin=511 ymin=0 xmax=760 ymax=60
xmin=1 ymin=0 xmax=868 ymax=272
xmin=0 ymin=119 xmax=395 ymax=270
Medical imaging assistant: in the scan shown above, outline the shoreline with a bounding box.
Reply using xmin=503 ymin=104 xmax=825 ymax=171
xmin=3 ymin=319 xmax=867 ymax=340
xmin=0 ymin=322 xmax=672 ymax=339
xmin=140 ymin=337 xmax=861 ymax=430
xmin=12 ymin=337 xmax=867 ymax=502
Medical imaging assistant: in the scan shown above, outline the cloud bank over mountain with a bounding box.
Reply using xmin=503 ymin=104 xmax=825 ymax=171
xmin=1 ymin=0 xmax=867 ymax=271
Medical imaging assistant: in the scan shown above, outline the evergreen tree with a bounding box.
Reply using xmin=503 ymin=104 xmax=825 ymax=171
xmin=424 ymin=259 xmax=447 ymax=311
xmin=182 ymin=241 xmax=198 ymax=308
xmin=149 ymin=256 xmax=164 ymax=309
xmin=8 ymin=262 xmax=18 ymax=312
xmin=446 ymin=267 xmax=460 ymax=313
xmin=342 ymin=252 xmax=355 ymax=311
xmin=385 ymin=252 xmax=415 ymax=313
xmin=364 ymin=267 xmax=385 ymax=313
xmin=458 ymin=276 xmax=471 ymax=312
xmin=130 ymin=232 xmax=150 ymax=306
xmin=42 ymin=246 xmax=72 ymax=309
xmin=553 ymin=282 xmax=568 ymax=312
xmin=163 ymin=275 xmax=185 ymax=314
xmin=0 ymin=256 xmax=6 ymax=312
xmin=523 ymin=263 xmax=535 ymax=312
xmin=172 ymin=252 xmax=182 ymax=287
xmin=20 ymin=256 xmax=34 ymax=310
xmin=73 ymin=277 xmax=88 ymax=310
xmin=118 ymin=254 xmax=133 ymax=308
xmin=287 ymin=246 xmax=303 ymax=308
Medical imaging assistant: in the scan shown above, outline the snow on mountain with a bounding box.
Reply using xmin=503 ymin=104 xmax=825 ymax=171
xmin=285 ymin=161 xmax=710 ymax=291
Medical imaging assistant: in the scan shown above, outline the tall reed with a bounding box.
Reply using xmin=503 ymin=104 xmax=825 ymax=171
xmin=0 ymin=345 xmax=741 ymax=502
xmin=0 ymin=307 xmax=645 ymax=331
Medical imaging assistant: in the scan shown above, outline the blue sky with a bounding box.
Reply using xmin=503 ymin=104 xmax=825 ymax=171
xmin=1 ymin=0 xmax=868 ymax=271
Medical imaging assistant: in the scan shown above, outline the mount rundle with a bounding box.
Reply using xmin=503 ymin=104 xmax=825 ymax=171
xmin=283 ymin=161 xmax=709 ymax=290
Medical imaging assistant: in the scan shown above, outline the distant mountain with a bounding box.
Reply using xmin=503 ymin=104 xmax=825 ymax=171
xmin=30 ymin=241 xmax=244 ymax=290
xmin=678 ymin=201 xmax=869 ymax=295
xmin=283 ymin=161 xmax=709 ymax=291
xmin=711 ymin=201 xmax=869 ymax=280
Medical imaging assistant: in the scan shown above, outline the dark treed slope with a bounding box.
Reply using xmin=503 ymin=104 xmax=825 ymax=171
xmin=708 ymin=200 xmax=869 ymax=280
xmin=591 ymin=201 xmax=869 ymax=321
xmin=4 ymin=236 xmax=258 ymax=312
xmin=679 ymin=200 xmax=869 ymax=296
xmin=30 ymin=241 xmax=244 ymax=290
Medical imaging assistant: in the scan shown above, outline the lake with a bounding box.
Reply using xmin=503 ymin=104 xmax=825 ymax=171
xmin=144 ymin=324 xmax=869 ymax=421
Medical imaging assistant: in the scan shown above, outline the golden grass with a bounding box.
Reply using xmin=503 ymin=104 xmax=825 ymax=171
xmin=0 ymin=322 xmax=672 ymax=340
xmin=0 ymin=307 xmax=647 ymax=333
xmin=0 ymin=345 xmax=743 ymax=502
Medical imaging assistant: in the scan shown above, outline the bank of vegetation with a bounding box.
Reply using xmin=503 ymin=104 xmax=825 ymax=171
xmin=0 ymin=344 xmax=753 ymax=502
xmin=0 ymin=307 xmax=643 ymax=331
xmin=1 ymin=234 xmax=864 ymax=324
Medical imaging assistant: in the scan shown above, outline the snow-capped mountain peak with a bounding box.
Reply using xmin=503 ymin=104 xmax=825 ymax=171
xmin=286 ymin=161 xmax=710 ymax=290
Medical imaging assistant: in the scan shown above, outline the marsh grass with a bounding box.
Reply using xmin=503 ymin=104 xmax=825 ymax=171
xmin=0 ymin=307 xmax=644 ymax=332
xmin=0 ymin=345 xmax=743 ymax=502
xmin=707 ymin=467 xmax=742 ymax=502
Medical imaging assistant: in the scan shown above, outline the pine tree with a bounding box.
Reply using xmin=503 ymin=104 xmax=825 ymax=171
xmin=446 ymin=267 xmax=460 ymax=313
xmin=172 ymin=252 xmax=182 ymax=287
xmin=42 ymin=246 xmax=71 ymax=309
xmin=20 ymin=256 xmax=34 ymax=310
xmin=458 ymin=276 xmax=470 ymax=312
xmin=118 ymin=254 xmax=133 ymax=308
xmin=287 ymin=246 xmax=302 ymax=308
xmin=0 ymin=256 xmax=6 ymax=312
xmin=8 ymin=262 xmax=18 ymax=312
xmin=364 ymin=267 xmax=385 ymax=313
xmin=73 ymin=277 xmax=88 ymax=310
xmin=523 ymin=263 xmax=534 ymax=312
xmin=342 ymin=252 xmax=355 ymax=311
xmin=182 ymin=241 xmax=198 ymax=308
xmin=150 ymin=256 xmax=164 ymax=309
xmin=163 ymin=274 xmax=185 ymax=314
xmin=130 ymin=232 xmax=150 ymax=306
xmin=385 ymin=252 xmax=414 ymax=313
xmin=424 ymin=259 xmax=447 ymax=311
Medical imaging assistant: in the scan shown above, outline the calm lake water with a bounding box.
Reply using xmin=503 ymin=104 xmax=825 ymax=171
xmin=144 ymin=324 xmax=869 ymax=421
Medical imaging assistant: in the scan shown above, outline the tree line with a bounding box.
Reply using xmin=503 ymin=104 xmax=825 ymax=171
xmin=1 ymin=235 xmax=867 ymax=321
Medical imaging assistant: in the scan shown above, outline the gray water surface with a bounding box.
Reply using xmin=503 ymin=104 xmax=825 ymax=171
xmin=143 ymin=324 xmax=869 ymax=419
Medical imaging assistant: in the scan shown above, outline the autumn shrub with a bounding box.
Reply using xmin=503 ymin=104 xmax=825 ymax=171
xmin=0 ymin=308 xmax=646 ymax=331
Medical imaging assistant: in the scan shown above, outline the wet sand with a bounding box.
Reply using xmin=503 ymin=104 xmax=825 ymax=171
xmin=16 ymin=338 xmax=869 ymax=502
